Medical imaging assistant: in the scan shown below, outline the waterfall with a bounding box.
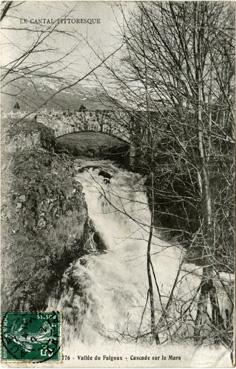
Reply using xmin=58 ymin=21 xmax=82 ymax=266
xmin=48 ymin=160 xmax=202 ymax=344
xmin=47 ymin=160 xmax=232 ymax=364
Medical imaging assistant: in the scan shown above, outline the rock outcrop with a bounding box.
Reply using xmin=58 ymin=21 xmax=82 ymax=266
xmin=1 ymin=117 xmax=96 ymax=311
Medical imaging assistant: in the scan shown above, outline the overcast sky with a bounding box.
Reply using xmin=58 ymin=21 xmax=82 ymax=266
xmin=1 ymin=1 xmax=136 ymax=88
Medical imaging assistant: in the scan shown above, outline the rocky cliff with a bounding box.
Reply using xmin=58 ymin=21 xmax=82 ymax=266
xmin=1 ymin=117 xmax=97 ymax=311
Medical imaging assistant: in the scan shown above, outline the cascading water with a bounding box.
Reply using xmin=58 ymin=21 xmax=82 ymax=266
xmin=47 ymin=159 xmax=232 ymax=369
xmin=48 ymin=160 xmax=203 ymax=347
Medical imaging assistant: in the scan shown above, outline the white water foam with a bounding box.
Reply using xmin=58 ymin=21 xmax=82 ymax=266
xmin=47 ymin=161 xmax=232 ymax=366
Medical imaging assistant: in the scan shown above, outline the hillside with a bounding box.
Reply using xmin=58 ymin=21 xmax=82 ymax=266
xmin=2 ymin=75 xmax=120 ymax=113
xmin=55 ymin=131 xmax=130 ymax=165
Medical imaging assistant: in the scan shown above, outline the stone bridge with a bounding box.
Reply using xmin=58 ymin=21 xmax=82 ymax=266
xmin=38 ymin=109 xmax=131 ymax=142
xmin=37 ymin=109 xmax=137 ymax=165
xmin=5 ymin=108 xmax=151 ymax=166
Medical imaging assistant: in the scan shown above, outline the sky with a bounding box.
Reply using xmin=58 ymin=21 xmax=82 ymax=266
xmin=1 ymin=1 xmax=136 ymax=88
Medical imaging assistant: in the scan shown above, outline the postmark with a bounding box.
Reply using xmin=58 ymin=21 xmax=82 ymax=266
xmin=1 ymin=311 xmax=60 ymax=362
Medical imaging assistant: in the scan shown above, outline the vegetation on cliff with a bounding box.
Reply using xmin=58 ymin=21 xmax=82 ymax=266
xmin=1 ymin=118 xmax=96 ymax=311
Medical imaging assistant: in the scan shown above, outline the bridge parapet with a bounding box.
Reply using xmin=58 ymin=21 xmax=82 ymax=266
xmin=38 ymin=109 xmax=131 ymax=142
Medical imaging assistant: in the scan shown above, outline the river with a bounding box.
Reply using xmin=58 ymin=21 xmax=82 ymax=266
xmin=47 ymin=160 xmax=232 ymax=366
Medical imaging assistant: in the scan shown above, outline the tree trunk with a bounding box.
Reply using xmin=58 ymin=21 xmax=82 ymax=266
xmin=194 ymin=4 xmax=224 ymax=342
xmin=147 ymin=171 xmax=159 ymax=344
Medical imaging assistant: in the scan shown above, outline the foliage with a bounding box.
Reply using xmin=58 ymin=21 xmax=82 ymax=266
xmin=1 ymin=121 xmax=93 ymax=311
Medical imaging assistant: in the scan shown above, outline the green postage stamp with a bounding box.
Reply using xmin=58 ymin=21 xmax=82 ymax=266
xmin=1 ymin=311 xmax=60 ymax=362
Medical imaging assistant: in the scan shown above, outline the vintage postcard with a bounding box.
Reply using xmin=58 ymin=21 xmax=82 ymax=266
xmin=0 ymin=1 xmax=235 ymax=367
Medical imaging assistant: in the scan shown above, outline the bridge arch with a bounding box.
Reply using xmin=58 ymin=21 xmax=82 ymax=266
xmin=38 ymin=109 xmax=131 ymax=143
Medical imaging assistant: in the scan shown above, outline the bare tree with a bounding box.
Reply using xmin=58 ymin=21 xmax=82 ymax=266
xmin=89 ymin=1 xmax=234 ymax=347
xmin=1 ymin=2 xmax=123 ymax=120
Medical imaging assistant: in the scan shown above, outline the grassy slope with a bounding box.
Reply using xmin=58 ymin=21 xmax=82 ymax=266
xmin=55 ymin=131 xmax=130 ymax=163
